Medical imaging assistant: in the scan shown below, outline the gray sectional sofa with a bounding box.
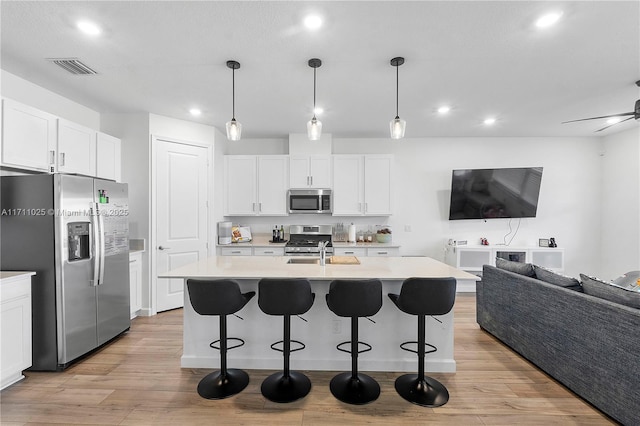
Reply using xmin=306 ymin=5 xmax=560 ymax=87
xmin=477 ymin=264 xmax=640 ymax=426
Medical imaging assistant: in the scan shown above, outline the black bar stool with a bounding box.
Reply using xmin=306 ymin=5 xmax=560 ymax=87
xmin=186 ymin=278 xmax=255 ymax=399
xmin=258 ymin=278 xmax=315 ymax=403
xmin=326 ymin=279 xmax=383 ymax=405
xmin=388 ymin=277 xmax=456 ymax=407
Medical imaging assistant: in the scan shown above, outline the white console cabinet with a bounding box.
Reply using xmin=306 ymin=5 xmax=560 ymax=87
xmin=1 ymin=272 xmax=34 ymax=390
xmin=445 ymin=245 xmax=565 ymax=275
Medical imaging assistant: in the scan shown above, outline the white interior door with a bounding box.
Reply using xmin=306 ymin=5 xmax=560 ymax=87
xmin=155 ymin=139 xmax=208 ymax=312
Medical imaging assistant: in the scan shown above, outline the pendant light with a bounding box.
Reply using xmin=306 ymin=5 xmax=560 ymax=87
xmin=389 ymin=57 xmax=406 ymax=139
xmin=225 ymin=60 xmax=241 ymax=141
xmin=307 ymin=58 xmax=322 ymax=140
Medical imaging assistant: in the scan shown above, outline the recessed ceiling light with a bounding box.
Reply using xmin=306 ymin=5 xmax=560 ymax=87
xmin=606 ymin=117 xmax=622 ymax=125
xmin=535 ymin=12 xmax=563 ymax=28
xmin=77 ymin=20 xmax=101 ymax=36
xmin=189 ymin=108 xmax=202 ymax=116
xmin=437 ymin=106 xmax=451 ymax=114
xmin=304 ymin=15 xmax=323 ymax=30
xmin=484 ymin=117 xmax=496 ymax=125
xmin=314 ymin=107 xmax=323 ymax=115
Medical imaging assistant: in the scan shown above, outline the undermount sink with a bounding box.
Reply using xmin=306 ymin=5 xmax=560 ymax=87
xmin=287 ymin=257 xmax=322 ymax=264
xmin=286 ymin=256 xmax=360 ymax=265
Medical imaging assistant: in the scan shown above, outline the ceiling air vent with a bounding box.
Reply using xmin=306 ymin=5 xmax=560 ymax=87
xmin=47 ymin=58 xmax=98 ymax=75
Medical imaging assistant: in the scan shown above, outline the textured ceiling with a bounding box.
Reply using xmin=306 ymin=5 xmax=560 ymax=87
xmin=1 ymin=1 xmax=639 ymax=139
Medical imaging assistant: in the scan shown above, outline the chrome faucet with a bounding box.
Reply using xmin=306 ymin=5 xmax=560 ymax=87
xmin=318 ymin=241 xmax=328 ymax=266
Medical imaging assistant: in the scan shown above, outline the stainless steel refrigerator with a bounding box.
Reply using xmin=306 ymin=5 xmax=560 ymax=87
xmin=1 ymin=174 xmax=130 ymax=370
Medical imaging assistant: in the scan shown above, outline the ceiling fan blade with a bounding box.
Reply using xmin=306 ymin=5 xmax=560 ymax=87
xmin=562 ymin=111 xmax=635 ymax=124
xmin=594 ymin=116 xmax=635 ymax=132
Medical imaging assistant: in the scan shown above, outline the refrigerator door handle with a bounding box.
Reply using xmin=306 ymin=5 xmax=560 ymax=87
xmin=97 ymin=203 xmax=106 ymax=285
xmin=90 ymin=203 xmax=100 ymax=287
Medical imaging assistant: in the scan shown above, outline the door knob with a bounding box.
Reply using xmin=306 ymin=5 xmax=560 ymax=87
xmin=158 ymin=246 xmax=171 ymax=250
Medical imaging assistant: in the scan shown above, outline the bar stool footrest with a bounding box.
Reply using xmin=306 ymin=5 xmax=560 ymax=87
xmin=270 ymin=339 xmax=306 ymax=353
xmin=210 ymin=337 xmax=245 ymax=351
xmin=399 ymin=340 xmax=437 ymax=355
xmin=336 ymin=340 xmax=372 ymax=354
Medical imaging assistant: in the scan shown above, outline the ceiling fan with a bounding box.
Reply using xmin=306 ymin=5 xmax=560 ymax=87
xmin=562 ymin=80 xmax=640 ymax=132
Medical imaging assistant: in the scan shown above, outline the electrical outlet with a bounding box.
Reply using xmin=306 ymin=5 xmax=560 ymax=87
xmin=332 ymin=319 xmax=341 ymax=334
xmin=404 ymin=224 xmax=412 ymax=232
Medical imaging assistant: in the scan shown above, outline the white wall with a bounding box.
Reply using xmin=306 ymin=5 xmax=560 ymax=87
xmin=599 ymin=127 xmax=640 ymax=279
xmin=1 ymin=70 xmax=100 ymax=129
xmin=224 ymin=136 xmax=605 ymax=278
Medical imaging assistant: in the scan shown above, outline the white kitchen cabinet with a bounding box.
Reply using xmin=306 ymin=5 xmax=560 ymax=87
xmin=253 ymin=247 xmax=285 ymax=256
xmin=129 ymin=252 xmax=142 ymax=318
xmin=1 ymin=272 xmax=34 ymax=390
xmin=96 ymin=132 xmax=122 ymax=181
xmin=1 ymin=98 xmax=57 ymax=172
xmin=366 ymin=247 xmax=400 ymax=257
xmin=332 ymin=154 xmax=393 ymax=216
xmin=334 ymin=247 xmax=368 ymax=257
xmin=444 ymin=245 xmax=565 ymax=274
xmin=224 ymin=155 xmax=288 ymax=216
xmin=57 ymin=119 xmax=96 ymax=176
xmin=220 ymin=246 xmax=253 ymax=256
xmin=289 ymin=155 xmax=332 ymax=188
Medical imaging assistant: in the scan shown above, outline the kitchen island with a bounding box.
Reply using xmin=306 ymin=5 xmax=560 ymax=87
xmin=160 ymin=256 xmax=478 ymax=373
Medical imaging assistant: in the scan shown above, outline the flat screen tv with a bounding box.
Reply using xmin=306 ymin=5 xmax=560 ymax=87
xmin=448 ymin=167 xmax=543 ymax=220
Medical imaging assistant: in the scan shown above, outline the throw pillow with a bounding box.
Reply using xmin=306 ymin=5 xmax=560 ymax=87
xmin=612 ymin=271 xmax=640 ymax=290
xmin=495 ymin=257 xmax=535 ymax=277
xmin=533 ymin=265 xmax=581 ymax=289
xmin=580 ymin=274 xmax=640 ymax=309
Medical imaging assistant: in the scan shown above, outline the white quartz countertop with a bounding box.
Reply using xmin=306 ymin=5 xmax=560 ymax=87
xmin=159 ymin=256 xmax=478 ymax=281
xmin=0 ymin=271 xmax=36 ymax=283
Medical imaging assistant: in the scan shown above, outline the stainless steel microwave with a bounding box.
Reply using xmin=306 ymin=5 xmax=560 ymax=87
xmin=288 ymin=189 xmax=332 ymax=214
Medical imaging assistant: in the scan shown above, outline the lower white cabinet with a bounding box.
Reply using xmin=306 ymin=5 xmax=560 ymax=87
xmin=220 ymin=247 xmax=253 ymax=256
xmin=444 ymin=245 xmax=565 ymax=274
xmin=253 ymin=247 xmax=285 ymax=256
xmin=1 ymin=272 xmax=34 ymax=390
xmin=129 ymin=252 xmax=142 ymax=318
xmin=334 ymin=247 xmax=399 ymax=257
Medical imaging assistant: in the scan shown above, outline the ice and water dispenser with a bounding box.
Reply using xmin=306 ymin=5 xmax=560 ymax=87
xmin=68 ymin=222 xmax=90 ymax=261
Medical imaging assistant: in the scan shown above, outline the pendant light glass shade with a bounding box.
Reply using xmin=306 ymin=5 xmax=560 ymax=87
xmin=226 ymin=118 xmax=242 ymax=141
xmin=226 ymin=60 xmax=241 ymax=141
xmin=307 ymin=117 xmax=322 ymax=140
xmin=307 ymin=58 xmax=322 ymax=140
xmin=390 ymin=57 xmax=406 ymax=139
xmin=390 ymin=116 xmax=406 ymax=139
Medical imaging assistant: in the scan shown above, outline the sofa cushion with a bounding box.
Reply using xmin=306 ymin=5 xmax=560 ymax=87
xmin=612 ymin=271 xmax=640 ymax=290
xmin=533 ymin=265 xmax=581 ymax=289
xmin=580 ymin=274 xmax=640 ymax=309
xmin=495 ymin=257 xmax=535 ymax=277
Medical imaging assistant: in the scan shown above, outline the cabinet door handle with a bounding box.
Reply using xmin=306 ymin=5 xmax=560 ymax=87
xmin=60 ymin=152 xmax=66 ymax=166
xmin=377 ymin=251 xmax=388 ymax=255
xmin=231 ymin=250 xmax=241 ymax=254
xmin=49 ymin=150 xmax=56 ymax=165
xmin=345 ymin=251 xmax=354 ymax=254
xmin=252 ymin=202 xmax=256 ymax=212
xmin=364 ymin=202 xmax=368 ymax=213
xmin=264 ymin=250 xmax=274 ymax=254
xmin=310 ymin=176 xmax=313 ymax=186
xmin=258 ymin=202 xmax=262 ymax=212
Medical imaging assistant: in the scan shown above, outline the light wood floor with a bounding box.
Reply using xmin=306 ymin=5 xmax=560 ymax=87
xmin=1 ymin=294 xmax=614 ymax=425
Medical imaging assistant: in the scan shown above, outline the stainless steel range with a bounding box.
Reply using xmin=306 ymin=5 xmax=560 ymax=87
xmin=285 ymin=225 xmax=334 ymax=256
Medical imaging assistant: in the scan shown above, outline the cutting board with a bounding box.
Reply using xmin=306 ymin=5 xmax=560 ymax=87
xmin=330 ymin=256 xmax=360 ymax=265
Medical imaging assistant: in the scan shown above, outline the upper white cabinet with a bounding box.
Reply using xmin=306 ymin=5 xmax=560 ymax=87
xmin=57 ymin=119 xmax=97 ymax=176
xmin=1 ymin=98 xmax=57 ymax=172
xmin=96 ymin=132 xmax=122 ymax=181
xmin=224 ymin=155 xmax=288 ymax=216
xmin=289 ymin=155 xmax=331 ymax=188
xmin=332 ymin=154 xmax=393 ymax=216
